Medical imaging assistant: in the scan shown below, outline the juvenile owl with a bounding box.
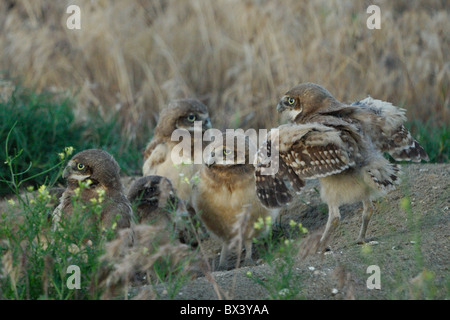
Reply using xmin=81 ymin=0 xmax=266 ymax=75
xmin=127 ymin=175 xmax=195 ymax=243
xmin=53 ymin=149 xmax=133 ymax=232
xmin=142 ymin=99 xmax=212 ymax=202
xmin=255 ymin=83 xmax=429 ymax=248
xmin=192 ymin=131 xmax=280 ymax=269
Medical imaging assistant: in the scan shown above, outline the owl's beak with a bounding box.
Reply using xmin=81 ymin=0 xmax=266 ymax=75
xmin=205 ymin=152 xmax=215 ymax=168
xmin=203 ymin=118 xmax=212 ymax=130
xmin=62 ymin=166 xmax=71 ymax=179
xmin=276 ymin=102 xmax=286 ymax=113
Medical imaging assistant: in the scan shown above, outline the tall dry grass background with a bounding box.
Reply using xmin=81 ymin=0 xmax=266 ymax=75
xmin=0 ymin=0 xmax=448 ymax=145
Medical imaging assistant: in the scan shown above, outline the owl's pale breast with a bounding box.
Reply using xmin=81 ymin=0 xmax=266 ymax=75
xmin=193 ymin=170 xmax=276 ymax=241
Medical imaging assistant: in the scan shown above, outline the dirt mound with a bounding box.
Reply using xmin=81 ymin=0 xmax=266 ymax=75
xmin=156 ymin=163 xmax=449 ymax=299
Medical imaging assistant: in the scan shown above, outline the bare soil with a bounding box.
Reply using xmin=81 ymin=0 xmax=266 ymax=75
xmin=155 ymin=163 xmax=449 ymax=300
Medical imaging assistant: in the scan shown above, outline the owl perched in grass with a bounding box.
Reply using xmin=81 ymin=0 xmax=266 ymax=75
xmin=127 ymin=175 xmax=199 ymax=245
xmin=53 ymin=149 xmax=133 ymax=232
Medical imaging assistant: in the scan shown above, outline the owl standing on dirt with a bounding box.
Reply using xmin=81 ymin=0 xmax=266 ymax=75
xmin=192 ymin=132 xmax=280 ymax=269
xmin=53 ymin=149 xmax=133 ymax=232
xmin=142 ymin=99 xmax=212 ymax=203
xmin=255 ymin=83 xmax=429 ymax=247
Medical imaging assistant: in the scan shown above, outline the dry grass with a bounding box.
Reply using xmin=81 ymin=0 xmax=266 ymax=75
xmin=0 ymin=0 xmax=448 ymax=144
xmin=98 ymin=224 xmax=206 ymax=299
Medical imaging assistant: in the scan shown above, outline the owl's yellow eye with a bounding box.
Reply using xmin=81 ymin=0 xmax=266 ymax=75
xmin=288 ymin=97 xmax=295 ymax=105
xmin=187 ymin=114 xmax=196 ymax=122
xmin=77 ymin=163 xmax=85 ymax=170
xmin=223 ymin=149 xmax=232 ymax=156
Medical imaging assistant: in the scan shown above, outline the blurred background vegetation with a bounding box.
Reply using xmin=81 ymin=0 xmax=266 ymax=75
xmin=0 ymin=0 xmax=448 ymax=196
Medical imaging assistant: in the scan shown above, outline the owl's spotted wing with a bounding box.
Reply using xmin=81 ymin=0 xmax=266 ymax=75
xmin=255 ymin=135 xmax=298 ymax=208
xmin=143 ymin=136 xmax=163 ymax=162
xmin=255 ymin=123 xmax=356 ymax=208
xmin=381 ymin=125 xmax=429 ymax=162
xmin=352 ymin=97 xmax=429 ymax=162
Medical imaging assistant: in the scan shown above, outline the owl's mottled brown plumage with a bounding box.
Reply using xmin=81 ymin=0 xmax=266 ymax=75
xmin=256 ymin=83 xmax=429 ymax=247
xmin=142 ymin=99 xmax=212 ymax=202
xmin=128 ymin=176 xmax=183 ymax=225
xmin=53 ymin=149 xmax=133 ymax=232
xmin=192 ymin=132 xmax=280 ymax=269
xmin=127 ymin=175 xmax=195 ymax=243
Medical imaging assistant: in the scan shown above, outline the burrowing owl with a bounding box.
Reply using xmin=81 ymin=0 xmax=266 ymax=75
xmin=255 ymin=83 xmax=429 ymax=247
xmin=127 ymin=175 xmax=196 ymax=244
xmin=53 ymin=149 xmax=133 ymax=232
xmin=142 ymin=99 xmax=212 ymax=203
xmin=192 ymin=131 xmax=280 ymax=269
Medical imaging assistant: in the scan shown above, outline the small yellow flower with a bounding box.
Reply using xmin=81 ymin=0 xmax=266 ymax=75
xmin=254 ymin=217 xmax=264 ymax=230
xmin=27 ymin=186 xmax=34 ymax=192
xmin=289 ymin=219 xmax=297 ymax=228
xmin=58 ymin=152 xmax=65 ymax=160
xmin=265 ymin=216 xmax=272 ymax=226
xmin=246 ymin=271 xmax=252 ymax=277
xmin=37 ymin=185 xmax=51 ymax=201
xmin=96 ymin=189 xmax=105 ymax=203
xmin=7 ymin=199 xmax=16 ymax=206
xmin=65 ymin=146 xmax=74 ymax=157
xmin=298 ymin=223 xmax=308 ymax=234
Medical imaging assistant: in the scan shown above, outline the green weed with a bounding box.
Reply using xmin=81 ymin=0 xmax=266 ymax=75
xmin=248 ymin=217 xmax=308 ymax=300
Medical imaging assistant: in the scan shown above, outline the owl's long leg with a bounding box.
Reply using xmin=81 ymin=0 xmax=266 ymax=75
xmin=319 ymin=204 xmax=341 ymax=249
xmin=243 ymin=239 xmax=254 ymax=266
xmin=357 ymin=200 xmax=374 ymax=244
xmin=218 ymin=242 xmax=229 ymax=270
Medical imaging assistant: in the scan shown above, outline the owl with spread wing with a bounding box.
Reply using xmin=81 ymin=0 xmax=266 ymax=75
xmin=255 ymin=83 xmax=429 ymax=247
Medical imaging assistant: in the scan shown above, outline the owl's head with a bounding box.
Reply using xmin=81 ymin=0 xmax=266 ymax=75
xmin=127 ymin=175 xmax=175 ymax=210
xmin=62 ymin=149 xmax=122 ymax=192
xmin=276 ymin=83 xmax=338 ymax=122
xmin=205 ymin=131 xmax=256 ymax=173
xmin=127 ymin=175 xmax=187 ymax=224
xmin=156 ymin=99 xmax=212 ymax=137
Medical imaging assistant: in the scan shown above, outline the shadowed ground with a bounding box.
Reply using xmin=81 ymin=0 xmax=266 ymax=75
xmin=140 ymin=163 xmax=448 ymax=299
